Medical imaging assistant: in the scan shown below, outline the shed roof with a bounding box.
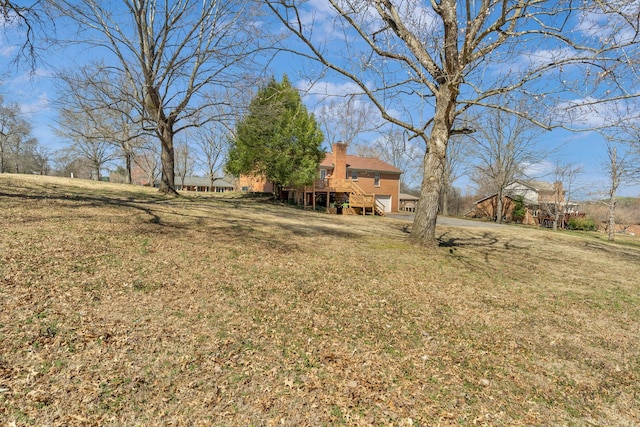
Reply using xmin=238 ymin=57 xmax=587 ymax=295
xmin=175 ymin=177 xmax=234 ymax=187
xmin=399 ymin=193 xmax=419 ymax=201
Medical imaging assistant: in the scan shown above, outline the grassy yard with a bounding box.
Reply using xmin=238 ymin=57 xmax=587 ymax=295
xmin=1 ymin=174 xmax=639 ymax=426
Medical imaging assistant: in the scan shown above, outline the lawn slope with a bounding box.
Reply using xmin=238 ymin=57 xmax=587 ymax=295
xmin=1 ymin=174 xmax=639 ymax=426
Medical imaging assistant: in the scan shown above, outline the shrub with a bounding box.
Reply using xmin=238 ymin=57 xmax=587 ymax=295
xmin=567 ymin=216 xmax=596 ymax=231
xmin=512 ymin=196 xmax=526 ymax=223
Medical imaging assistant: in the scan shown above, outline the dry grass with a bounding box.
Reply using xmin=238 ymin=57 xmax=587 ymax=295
xmin=1 ymin=174 xmax=639 ymax=426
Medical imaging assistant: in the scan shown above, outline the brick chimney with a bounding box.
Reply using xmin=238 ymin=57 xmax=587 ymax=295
xmin=332 ymin=143 xmax=347 ymax=179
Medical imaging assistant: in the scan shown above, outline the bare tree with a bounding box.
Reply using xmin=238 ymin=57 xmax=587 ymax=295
xmin=603 ymin=141 xmax=632 ymax=241
xmin=55 ymin=66 xmax=147 ymax=184
xmin=467 ymin=107 xmax=545 ymax=224
xmin=134 ymin=144 xmax=161 ymax=186
xmin=592 ymin=105 xmax=640 ymax=238
xmin=52 ymin=150 xmax=92 ymax=179
xmin=0 ymin=99 xmax=19 ymax=173
xmin=10 ymin=136 xmax=38 ymax=174
xmin=545 ymin=161 xmax=583 ymax=231
xmin=315 ymin=97 xmax=377 ymax=147
xmin=174 ymin=140 xmax=195 ymax=189
xmin=265 ymin=0 xmax=640 ymax=245
xmin=32 ymin=144 xmax=50 ymax=175
xmin=193 ymin=120 xmax=230 ymax=189
xmin=354 ymin=127 xmax=423 ymax=190
xmin=53 ymin=0 xmax=263 ymax=194
xmin=1 ymin=0 xmax=50 ymax=69
xmin=0 ymin=96 xmax=34 ymax=173
xmin=54 ymin=106 xmax=117 ymax=180
xmin=441 ymin=134 xmax=466 ymax=216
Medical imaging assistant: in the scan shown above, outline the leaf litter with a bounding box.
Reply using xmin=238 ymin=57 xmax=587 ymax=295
xmin=1 ymin=174 xmax=639 ymax=426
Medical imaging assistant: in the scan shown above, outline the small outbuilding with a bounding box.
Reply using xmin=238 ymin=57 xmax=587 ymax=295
xmin=399 ymin=193 xmax=419 ymax=212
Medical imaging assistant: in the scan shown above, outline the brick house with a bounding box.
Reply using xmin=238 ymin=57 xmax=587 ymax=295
xmin=472 ymin=180 xmax=578 ymax=226
xmin=289 ymin=143 xmax=402 ymax=215
xmin=237 ymin=174 xmax=275 ymax=193
xmin=240 ymin=143 xmax=402 ymax=214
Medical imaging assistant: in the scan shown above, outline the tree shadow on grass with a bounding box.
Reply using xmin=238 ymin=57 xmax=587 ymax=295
xmin=0 ymin=184 xmax=164 ymax=225
xmin=2 ymin=183 xmax=363 ymax=257
xmin=437 ymin=230 xmax=532 ymax=277
xmin=438 ymin=231 xmax=500 ymax=249
xmin=582 ymin=240 xmax=640 ymax=264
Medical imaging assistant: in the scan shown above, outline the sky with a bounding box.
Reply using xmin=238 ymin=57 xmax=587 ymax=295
xmin=1 ymin=0 xmax=639 ymax=199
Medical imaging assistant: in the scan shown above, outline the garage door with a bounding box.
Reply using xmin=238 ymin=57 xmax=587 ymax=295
xmin=376 ymin=195 xmax=392 ymax=213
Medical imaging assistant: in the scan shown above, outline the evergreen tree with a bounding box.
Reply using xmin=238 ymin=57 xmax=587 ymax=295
xmin=226 ymin=76 xmax=325 ymax=193
xmin=512 ymin=196 xmax=526 ymax=223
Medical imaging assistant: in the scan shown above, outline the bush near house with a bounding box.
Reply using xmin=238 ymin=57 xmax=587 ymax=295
xmin=512 ymin=196 xmax=526 ymax=223
xmin=567 ymin=216 xmax=597 ymax=231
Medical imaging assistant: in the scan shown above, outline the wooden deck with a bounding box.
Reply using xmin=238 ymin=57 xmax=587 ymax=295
xmin=301 ymin=178 xmax=385 ymax=216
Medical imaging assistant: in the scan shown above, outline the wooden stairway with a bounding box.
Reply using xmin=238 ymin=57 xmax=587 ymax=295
xmin=339 ymin=180 xmax=385 ymax=216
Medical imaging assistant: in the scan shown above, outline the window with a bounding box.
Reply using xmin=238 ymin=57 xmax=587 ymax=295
xmin=320 ymin=169 xmax=327 ymax=180
xmin=351 ymin=170 xmax=358 ymax=181
xmin=374 ymin=173 xmax=380 ymax=187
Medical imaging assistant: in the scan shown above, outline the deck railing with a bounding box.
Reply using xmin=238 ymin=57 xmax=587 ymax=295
xmin=349 ymin=194 xmax=375 ymax=207
xmin=312 ymin=178 xmax=355 ymax=191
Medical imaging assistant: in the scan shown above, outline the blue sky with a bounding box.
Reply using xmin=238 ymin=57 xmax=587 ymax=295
xmin=1 ymin=1 xmax=639 ymax=199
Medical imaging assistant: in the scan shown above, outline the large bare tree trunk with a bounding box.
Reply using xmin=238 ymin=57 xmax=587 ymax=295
xmin=411 ymin=129 xmax=448 ymax=245
xmin=608 ymin=194 xmax=616 ymax=241
xmin=125 ymin=153 xmax=132 ymax=184
xmin=410 ymin=85 xmax=456 ymax=245
xmin=496 ymin=189 xmax=504 ymax=224
xmin=158 ymin=122 xmax=177 ymax=194
xmin=606 ymin=144 xmax=621 ymax=242
xmin=124 ymin=141 xmax=133 ymax=184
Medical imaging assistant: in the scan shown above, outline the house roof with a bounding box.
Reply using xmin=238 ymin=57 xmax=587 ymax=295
xmin=175 ymin=176 xmax=234 ymax=188
xmin=320 ymin=153 xmax=402 ymax=174
xmin=473 ymin=192 xmax=529 ymax=205
xmin=399 ymin=193 xmax=419 ymax=201
xmin=508 ymin=180 xmax=556 ymax=192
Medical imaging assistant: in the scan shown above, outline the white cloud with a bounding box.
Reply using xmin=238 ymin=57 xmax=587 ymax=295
xmin=20 ymin=92 xmax=49 ymax=116
xmin=8 ymin=67 xmax=52 ymax=84
xmin=295 ymin=78 xmax=369 ymax=108
xmin=575 ymin=5 xmax=640 ymax=46
xmin=511 ymin=47 xmax=581 ymax=73
xmin=521 ymin=159 xmax=555 ymax=178
xmin=0 ymin=33 xmax=18 ymax=57
xmin=553 ymin=96 xmax=640 ymax=129
xmin=0 ymin=44 xmax=16 ymax=57
xmin=287 ymin=0 xmax=439 ymax=51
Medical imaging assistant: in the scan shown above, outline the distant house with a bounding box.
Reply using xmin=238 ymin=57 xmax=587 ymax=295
xmin=472 ymin=180 xmax=578 ymax=226
xmin=239 ymin=143 xmax=402 ymax=214
xmin=399 ymin=193 xmax=419 ymax=212
xmin=174 ymin=176 xmax=234 ymax=193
